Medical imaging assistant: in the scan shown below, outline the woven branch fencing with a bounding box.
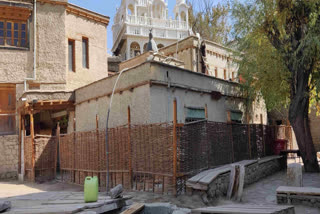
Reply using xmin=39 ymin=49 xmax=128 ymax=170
xmin=57 ymin=120 xmax=276 ymax=194
xmin=59 ymin=123 xmax=175 ymax=193
xmin=24 ymin=135 xmax=58 ymax=182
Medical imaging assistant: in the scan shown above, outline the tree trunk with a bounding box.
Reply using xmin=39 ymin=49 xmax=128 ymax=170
xmin=288 ymin=73 xmax=319 ymax=172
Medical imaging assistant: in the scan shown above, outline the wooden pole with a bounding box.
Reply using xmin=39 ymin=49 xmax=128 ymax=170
xmin=127 ymin=106 xmax=133 ymax=189
xmin=96 ymin=114 xmax=100 ymax=187
xmin=54 ymin=122 xmax=60 ymax=178
xmin=205 ymin=104 xmax=208 ymax=120
xmin=227 ymin=111 xmax=231 ymax=123
xmin=173 ymin=99 xmax=177 ymax=195
xmin=18 ymin=113 xmax=22 ymax=174
xmin=22 ymin=116 xmax=25 ymax=177
xmin=247 ymin=115 xmax=251 ymax=159
xmin=260 ymin=114 xmax=265 ymax=156
xmin=29 ymin=111 xmax=35 ymax=182
xmin=73 ymin=116 xmax=76 ymax=183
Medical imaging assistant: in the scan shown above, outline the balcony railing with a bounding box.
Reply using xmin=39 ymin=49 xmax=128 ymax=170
xmin=112 ymin=14 xmax=189 ymax=48
xmin=126 ymin=15 xmax=188 ymax=30
xmin=127 ymin=25 xmax=189 ymax=39
xmin=137 ymin=0 xmax=148 ymax=6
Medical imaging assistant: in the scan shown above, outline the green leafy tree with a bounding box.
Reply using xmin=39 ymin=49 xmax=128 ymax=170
xmin=187 ymin=0 xmax=231 ymax=44
xmin=232 ymin=0 xmax=320 ymax=172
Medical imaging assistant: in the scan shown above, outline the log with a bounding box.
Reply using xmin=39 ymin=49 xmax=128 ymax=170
xmin=110 ymin=184 xmax=123 ymax=199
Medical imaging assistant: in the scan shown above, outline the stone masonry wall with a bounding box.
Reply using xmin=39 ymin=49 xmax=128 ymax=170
xmin=0 ymin=135 xmax=19 ymax=180
xmin=207 ymin=158 xmax=283 ymax=199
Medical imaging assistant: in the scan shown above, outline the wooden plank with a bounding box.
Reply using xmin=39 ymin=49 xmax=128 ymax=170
xmin=120 ymin=203 xmax=144 ymax=214
xmin=192 ymin=205 xmax=294 ymax=214
xmin=276 ymin=186 xmax=320 ymax=196
xmin=198 ymin=166 xmax=231 ymax=185
xmin=258 ymin=155 xmax=282 ymax=164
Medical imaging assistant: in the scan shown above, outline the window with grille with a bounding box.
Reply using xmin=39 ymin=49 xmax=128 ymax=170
xmin=0 ymin=20 xmax=27 ymax=48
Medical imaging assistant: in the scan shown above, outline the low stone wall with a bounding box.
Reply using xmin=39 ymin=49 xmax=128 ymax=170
xmin=207 ymin=157 xmax=284 ymax=199
xmin=277 ymin=193 xmax=320 ymax=208
xmin=244 ymin=158 xmax=283 ymax=186
xmin=0 ymin=135 xmax=19 ymax=180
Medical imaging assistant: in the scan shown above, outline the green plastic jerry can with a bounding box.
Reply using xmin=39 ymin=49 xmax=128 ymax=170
xmin=84 ymin=176 xmax=99 ymax=203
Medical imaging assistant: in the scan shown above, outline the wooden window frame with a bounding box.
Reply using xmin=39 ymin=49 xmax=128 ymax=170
xmin=215 ymin=68 xmax=218 ymax=78
xmin=68 ymin=39 xmax=76 ymax=72
xmin=224 ymin=69 xmax=227 ymax=80
xmin=0 ymin=20 xmax=28 ymax=48
xmin=82 ymin=37 xmax=89 ymax=69
xmin=0 ymin=85 xmax=16 ymax=135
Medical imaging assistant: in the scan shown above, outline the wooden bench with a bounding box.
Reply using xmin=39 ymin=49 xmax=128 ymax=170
xmin=191 ymin=204 xmax=295 ymax=214
xmin=277 ymin=186 xmax=320 ymax=208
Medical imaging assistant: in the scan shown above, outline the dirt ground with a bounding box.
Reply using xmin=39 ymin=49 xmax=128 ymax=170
xmin=0 ymin=172 xmax=319 ymax=214
xmin=126 ymin=171 xmax=320 ymax=214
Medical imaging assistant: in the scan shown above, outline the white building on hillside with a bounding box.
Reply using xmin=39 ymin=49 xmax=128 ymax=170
xmin=112 ymin=0 xmax=190 ymax=60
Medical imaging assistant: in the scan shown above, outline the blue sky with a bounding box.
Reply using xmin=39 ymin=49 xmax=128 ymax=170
xmin=69 ymin=0 xmax=177 ymax=53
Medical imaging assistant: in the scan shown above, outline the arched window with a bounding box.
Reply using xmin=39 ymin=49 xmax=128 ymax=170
xmin=157 ymin=44 xmax=164 ymax=49
xmin=127 ymin=4 xmax=134 ymax=15
xmin=143 ymin=43 xmax=148 ymax=53
xmin=130 ymin=42 xmax=141 ymax=58
xmin=181 ymin=11 xmax=186 ymax=22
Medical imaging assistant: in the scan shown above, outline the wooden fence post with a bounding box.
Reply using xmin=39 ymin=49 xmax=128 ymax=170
xmin=29 ymin=111 xmax=35 ymax=182
xmin=22 ymin=116 xmax=25 ymax=177
xmin=173 ymin=99 xmax=178 ymax=195
xmin=247 ymin=115 xmax=251 ymax=159
xmin=73 ymin=116 xmax=76 ymax=183
xmin=55 ymin=122 xmax=60 ymax=179
xmin=18 ymin=114 xmax=22 ymax=174
xmin=127 ymin=106 xmax=133 ymax=189
xmin=96 ymin=114 xmax=100 ymax=186
xmin=205 ymin=104 xmax=208 ymax=120
xmin=260 ymin=114 xmax=265 ymax=156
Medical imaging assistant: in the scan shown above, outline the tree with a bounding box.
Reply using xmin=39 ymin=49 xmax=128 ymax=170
xmin=187 ymin=0 xmax=231 ymax=44
xmin=232 ymin=0 xmax=320 ymax=172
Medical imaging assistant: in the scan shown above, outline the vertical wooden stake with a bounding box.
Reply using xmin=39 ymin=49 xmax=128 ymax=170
xmin=73 ymin=116 xmax=76 ymax=183
xmin=227 ymin=111 xmax=231 ymax=123
xmin=205 ymin=104 xmax=208 ymax=120
xmin=54 ymin=122 xmax=60 ymax=179
xmin=260 ymin=114 xmax=265 ymax=156
xmin=30 ymin=111 xmax=35 ymax=182
xmin=18 ymin=114 xmax=22 ymax=174
xmin=247 ymin=115 xmax=251 ymax=159
xmin=173 ymin=99 xmax=177 ymax=195
xmin=22 ymin=116 xmax=25 ymax=177
xmin=127 ymin=106 xmax=133 ymax=189
xmin=96 ymin=114 xmax=100 ymax=187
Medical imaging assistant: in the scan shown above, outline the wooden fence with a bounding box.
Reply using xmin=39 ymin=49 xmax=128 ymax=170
xmin=59 ymin=123 xmax=175 ymax=193
xmin=24 ymin=135 xmax=58 ymax=182
xmin=58 ymin=121 xmax=276 ymax=194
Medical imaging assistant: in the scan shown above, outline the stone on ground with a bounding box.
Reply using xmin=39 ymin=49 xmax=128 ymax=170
xmin=287 ymin=163 xmax=302 ymax=187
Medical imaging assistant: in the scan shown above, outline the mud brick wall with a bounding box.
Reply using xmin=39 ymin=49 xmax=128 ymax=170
xmin=0 ymin=135 xmax=19 ymax=180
